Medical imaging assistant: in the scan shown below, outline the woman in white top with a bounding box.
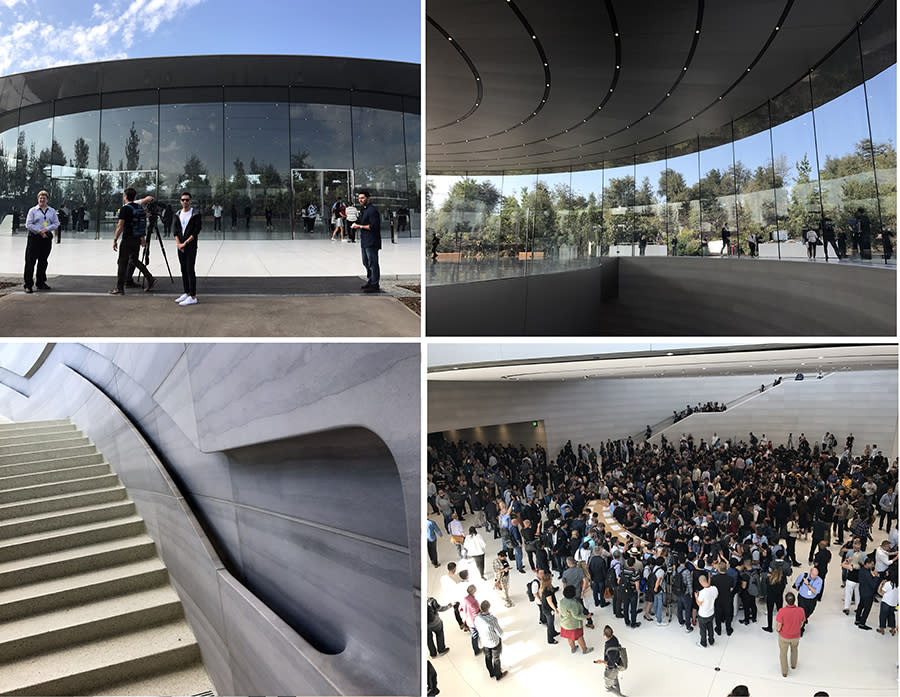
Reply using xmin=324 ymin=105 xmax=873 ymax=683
xmin=876 ymin=570 xmax=898 ymax=635
xmin=463 ymin=526 xmax=487 ymax=580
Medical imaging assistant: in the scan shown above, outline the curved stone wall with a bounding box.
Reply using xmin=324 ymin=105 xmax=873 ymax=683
xmin=0 ymin=343 xmax=420 ymax=696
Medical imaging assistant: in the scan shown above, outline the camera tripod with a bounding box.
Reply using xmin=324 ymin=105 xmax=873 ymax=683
xmin=134 ymin=215 xmax=174 ymax=286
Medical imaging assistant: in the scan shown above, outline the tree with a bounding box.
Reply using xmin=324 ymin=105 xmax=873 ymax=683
xmin=125 ymin=122 xmax=141 ymax=171
xmin=73 ymin=137 xmax=90 ymax=170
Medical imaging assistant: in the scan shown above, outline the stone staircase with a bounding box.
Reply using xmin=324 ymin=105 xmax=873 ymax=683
xmin=0 ymin=419 xmax=214 ymax=696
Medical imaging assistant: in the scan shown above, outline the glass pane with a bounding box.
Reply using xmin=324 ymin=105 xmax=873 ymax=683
xmin=733 ymin=104 xmax=779 ymax=258
xmin=700 ymin=124 xmax=739 ymax=255
xmin=289 ymin=103 xmax=352 ymax=170
xmin=570 ymin=169 xmax=603 ymax=261
xmin=811 ymin=37 xmax=874 ymax=260
xmin=224 ymin=102 xmax=290 ymax=239
xmin=770 ymin=77 xmax=820 ymax=256
xmin=14 ymin=117 xmax=54 ymax=228
xmin=634 ymin=149 xmax=666 ymax=256
xmin=601 ymin=157 xmax=635 ymax=256
xmin=403 ymin=111 xmax=420 ymax=238
xmin=352 ymin=106 xmax=407 ymax=233
xmin=864 ymin=65 xmax=897 ymax=258
xmin=159 ymin=102 xmax=224 ymax=237
xmin=51 ymin=110 xmax=100 ymax=239
xmin=663 ymin=139 xmax=701 ymax=256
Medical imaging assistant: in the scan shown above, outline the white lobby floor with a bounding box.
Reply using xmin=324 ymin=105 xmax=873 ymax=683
xmin=0 ymin=236 xmax=421 ymax=278
xmin=426 ymin=512 xmax=898 ymax=697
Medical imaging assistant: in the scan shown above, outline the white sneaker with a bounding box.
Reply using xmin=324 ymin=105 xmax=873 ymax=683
xmin=175 ymin=294 xmax=188 ymax=303
xmin=179 ymin=296 xmax=198 ymax=306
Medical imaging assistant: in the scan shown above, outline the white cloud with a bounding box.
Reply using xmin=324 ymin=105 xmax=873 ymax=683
xmin=0 ymin=0 xmax=207 ymax=76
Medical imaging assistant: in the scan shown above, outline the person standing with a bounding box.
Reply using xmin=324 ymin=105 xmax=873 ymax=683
xmin=460 ymin=583 xmax=481 ymax=656
xmin=426 ymin=518 xmax=442 ymax=568
xmin=878 ymin=487 xmax=896 ymax=531
xmin=425 ymin=596 xmax=450 ymax=658
xmin=473 ymin=601 xmax=508 ymax=680
xmin=212 ymin=201 xmax=223 ymax=232
xmin=876 ymin=568 xmax=898 ymax=635
xmin=161 ymin=203 xmax=174 ymax=237
xmin=711 ymin=561 xmax=735 ymax=636
xmin=806 ymin=227 xmax=819 ymax=260
xmin=173 ymin=191 xmax=201 ymax=306
xmin=493 ymin=550 xmax=513 ymax=607
xmin=775 ymin=591 xmax=806 ymax=677
xmin=108 ymin=188 xmax=156 ymax=295
xmin=352 ymin=191 xmax=381 ymax=293
xmin=695 ymin=572 xmax=718 ymax=648
xmin=23 ymin=190 xmax=59 ymax=293
xmin=762 ymin=564 xmax=787 ymax=632
xmin=593 ymin=625 xmax=624 ymax=696
xmin=539 ymin=572 xmax=560 ymax=644
xmin=463 ymin=526 xmax=487 ymax=580
xmin=559 ymin=585 xmax=594 ymax=655
xmin=855 ymin=557 xmax=879 ymax=630
xmin=793 ymin=566 xmax=822 ymax=632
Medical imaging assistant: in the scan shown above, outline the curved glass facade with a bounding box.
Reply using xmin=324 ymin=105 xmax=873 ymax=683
xmin=426 ymin=21 xmax=895 ymax=284
xmin=1 ymin=83 xmax=419 ymax=240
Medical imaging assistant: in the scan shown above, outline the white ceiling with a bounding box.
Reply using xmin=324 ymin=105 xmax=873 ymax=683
xmin=427 ymin=344 xmax=898 ymax=382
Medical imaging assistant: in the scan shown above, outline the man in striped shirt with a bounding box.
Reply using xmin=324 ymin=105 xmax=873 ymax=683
xmin=473 ymin=601 xmax=508 ymax=681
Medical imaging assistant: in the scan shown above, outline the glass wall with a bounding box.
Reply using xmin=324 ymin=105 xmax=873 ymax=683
xmin=1 ymin=86 xmax=419 ymax=240
xmin=427 ymin=19 xmax=896 ymax=284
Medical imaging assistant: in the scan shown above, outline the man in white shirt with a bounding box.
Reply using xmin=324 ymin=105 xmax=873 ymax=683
xmin=23 ymin=190 xmax=59 ymax=293
xmin=695 ymin=572 xmax=718 ymax=648
xmin=212 ymin=202 xmax=223 ymax=231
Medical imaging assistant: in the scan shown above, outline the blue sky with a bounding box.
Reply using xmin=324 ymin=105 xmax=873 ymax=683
xmin=0 ymin=0 xmax=420 ymax=77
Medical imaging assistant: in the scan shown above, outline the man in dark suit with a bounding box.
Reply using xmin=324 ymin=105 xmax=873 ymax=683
xmin=352 ymin=190 xmax=382 ymax=293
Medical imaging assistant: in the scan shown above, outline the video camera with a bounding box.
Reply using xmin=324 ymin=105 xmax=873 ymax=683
xmin=144 ymin=199 xmax=159 ymax=220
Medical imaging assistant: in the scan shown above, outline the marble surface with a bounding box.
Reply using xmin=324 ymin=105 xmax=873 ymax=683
xmin=0 ymin=343 xmax=421 ymax=696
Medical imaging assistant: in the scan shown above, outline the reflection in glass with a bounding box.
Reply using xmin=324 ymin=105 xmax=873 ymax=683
xmin=811 ymin=38 xmax=876 ymax=259
xmin=225 ymin=102 xmax=290 ymax=238
xmin=159 ymin=101 xmax=223 ymax=238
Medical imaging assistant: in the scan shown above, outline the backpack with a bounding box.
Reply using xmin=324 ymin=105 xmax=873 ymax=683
xmin=672 ymin=567 xmax=687 ymax=597
xmin=617 ymin=645 xmax=629 ymax=670
xmin=128 ymin=202 xmax=147 ymax=237
xmin=606 ymin=566 xmax=618 ymax=589
xmin=748 ymin=570 xmax=760 ymax=597
xmin=525 ymin=579 xmax=537 ymax=602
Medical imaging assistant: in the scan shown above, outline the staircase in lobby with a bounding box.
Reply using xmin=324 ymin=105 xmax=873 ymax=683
xmin=0 ymin=419 xmax=215 ymax=696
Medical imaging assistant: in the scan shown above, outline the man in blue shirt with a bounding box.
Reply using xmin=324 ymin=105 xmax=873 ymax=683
xmin=23 ymin=190 xmax=60 ymax=293
xmin=426 ymin=518 xmax=443 ymax=568
xmin=351 ymin=190 xmax=382 ymax=293
xmin=793 ymin=566 xmax=823 ymax=633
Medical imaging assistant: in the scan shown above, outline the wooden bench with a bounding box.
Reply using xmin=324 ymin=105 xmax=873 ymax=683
xmin=434 ymin=252 xmax=462 ymax=262
xmin=517 ymin=251 xmax=545 ymax=261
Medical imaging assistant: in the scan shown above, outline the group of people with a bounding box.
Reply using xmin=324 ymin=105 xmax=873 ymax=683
xmin=19 ymin=188 xmax=385 ymax=300
xmin=672 ymin=401 xmax=727 ymax=423
xmin=427 ymin=425 xmax=897 ymax=693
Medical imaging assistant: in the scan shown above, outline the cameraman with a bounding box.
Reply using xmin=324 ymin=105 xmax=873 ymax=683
xmin=109 ymin=188 xmax=156 ymax=295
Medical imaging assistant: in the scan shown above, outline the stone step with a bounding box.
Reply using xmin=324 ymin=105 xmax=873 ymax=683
xmin=86 ymin=662 xmax=216 ymax=697
xmin=0 ymin=618 xmax=202 ymax=696
xmin=0 ymin=420 xmax=73 ymax=434
xmin=0 ymin=443 xmax=97 ymax=467
xmin=0 ymin=474 xmax=120 ymax=505
xmin=0 ymin=585 xmax=185 ymax=662
xmin=0 ymin=430 xmax=81 ymax=450
xmin=0 ymin=435 xmax=90 ymax=457
xmin=0 ymin=485 xmax=127 ymax=521
xmin=0 ymin=500 xmax=136 ymax=540
xmin=0 ymin=515 xmax=145 ymax=563
xmin=0 ymin=452 xmax=105 ymax=479
xmin=0 ymin=461 xmax=111 ymax=490
xmin=0 ymin=557 xmax=169 ymax=621
xmin=0 ymin=534 xmax=157 ymax=589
